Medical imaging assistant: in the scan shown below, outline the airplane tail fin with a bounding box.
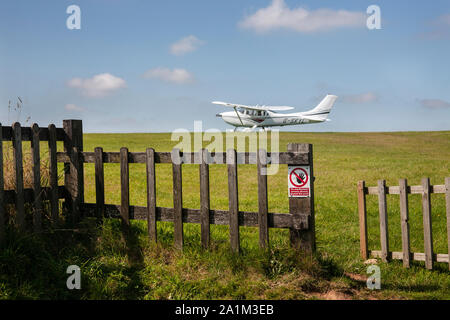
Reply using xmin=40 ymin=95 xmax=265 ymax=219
xmin=304 ymin=94 xmax=338 ymax=120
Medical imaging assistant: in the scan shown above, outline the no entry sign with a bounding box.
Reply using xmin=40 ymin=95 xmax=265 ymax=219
xmin=288 ymin=166 xmax=311 ymax=197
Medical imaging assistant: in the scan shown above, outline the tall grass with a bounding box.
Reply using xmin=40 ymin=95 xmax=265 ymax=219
xmin=3 ymin=144 xmax=51 ymax=190
xmin=2 ymin=142 xmax=65 ymax=227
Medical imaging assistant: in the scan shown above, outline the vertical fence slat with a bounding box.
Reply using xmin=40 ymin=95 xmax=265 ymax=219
xmin=257 ymin=148 xmax=269 ymax=249
xmin=172 ymin=148 xmax=183 ymax=250
xmin=445 ymin=177 xmax=450 ymax=271
xmin=94 ymin=147 xmax=104 ymax=223
xmin=48 ymin=124 xmax=59 ymax=224
xmin=378 ymin=179 xmax=389 ymax=262
xmin=227 ymin=149 xmax=240 ymax=254
xmin=399 ymin=179 xmax=411 ymax=268
xmin=120 ymin=147 xmax=130 ymax=229
xmin=12 ymin=122 xmax=25 ymax=231
xmin=0 ymin=124 xmax=5 ymax=242
xmin=200 ymin=148 xmax=210 ymax=249
xmin=146 ymin=148 xmax=157 ymax=242
xmin=422 ymin=177 xmax=433 ymax=270
xmin=357 ymin=180 xmax=368 ymax=260
xmin=63 ymin=120 xmax=84 ymax=224
xmin=31 ymin=124 xmax=42 ymax=232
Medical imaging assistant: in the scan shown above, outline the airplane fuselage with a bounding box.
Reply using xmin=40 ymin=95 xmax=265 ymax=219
xmin=217 ymin=111 xmax=323 ymax=128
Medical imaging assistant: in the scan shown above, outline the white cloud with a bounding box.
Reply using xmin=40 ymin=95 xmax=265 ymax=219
xmin=143 ymin=67 xmax=194 ymax=84
xmin=170 ymin=35 xmax=204 ymax=56
xmin=436 ymin=14 xmax=450 ymax=26
xmin=419 ymin=98 xmax=450 ymax=109
xmin=67 ymin=73 xmax=126 ymax=97
xmin=418 ymin=13 xmax=450 ymax=39
xmin=65 ymin=104 xmax=85 ymax=112
xmin=341 ymin=92 xmax=379 ymax=104
xmin=239 ymin=0 xmax=365 ymax=33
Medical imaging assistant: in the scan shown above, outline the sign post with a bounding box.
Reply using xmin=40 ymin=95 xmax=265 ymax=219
xmin=288 ymin=143 xmax=315 ymax=253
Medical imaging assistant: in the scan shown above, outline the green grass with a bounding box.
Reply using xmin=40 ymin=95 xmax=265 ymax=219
xmin=1 ymin=131 xmax=449 ymax=299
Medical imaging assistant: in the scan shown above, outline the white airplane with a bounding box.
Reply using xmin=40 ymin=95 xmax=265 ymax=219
xmin=213 ymin=94 xmax=337 ymax=131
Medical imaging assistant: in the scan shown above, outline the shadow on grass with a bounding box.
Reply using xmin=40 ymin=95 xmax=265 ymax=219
xmin=0 ymin=224 xmax=95 ymax=299
xmin=121 ymin=223 xmax=145 ymax=267
xmin=0 ymin=217 xmax=150 ymax=299
xmin=1 ymin=217 xmax=371 ymax=300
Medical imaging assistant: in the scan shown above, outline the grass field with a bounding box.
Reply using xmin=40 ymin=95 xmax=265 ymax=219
xmin=1 ymin=130 xmax=449 ymax=299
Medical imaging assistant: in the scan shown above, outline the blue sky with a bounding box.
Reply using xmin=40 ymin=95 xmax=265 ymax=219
xmin=0 ymin=0 xmax=449 ymax=132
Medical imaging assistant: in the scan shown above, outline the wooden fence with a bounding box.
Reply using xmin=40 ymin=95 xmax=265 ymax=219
xmin=0 ymin=120 xmax=316 ymax=253
xmin=358 ymin=178 xmax=450 ymax=270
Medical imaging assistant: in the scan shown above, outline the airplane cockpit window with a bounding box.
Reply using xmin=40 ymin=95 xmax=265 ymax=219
xmin=243 ymin=110 xmax=268 ymax=116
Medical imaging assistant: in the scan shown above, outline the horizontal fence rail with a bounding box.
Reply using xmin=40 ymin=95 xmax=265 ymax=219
xmin=358 ymin=178 xmax=450 ymax=270
xmin=365 ymin=185 xmax=446 ymax=195
xmin=80 ymin=205 xmax=297 ymax=228
xmin=55 ymin=151 xmax=309 ymax=165
xmin=1 ymin=125 xmax=66 ymax=142
xmin=2 ymin=187 xmax=66 ymax=204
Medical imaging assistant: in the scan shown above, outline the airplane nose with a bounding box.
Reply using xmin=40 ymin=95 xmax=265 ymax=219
xmin=216 ymin=113 xmax=223 ymax=117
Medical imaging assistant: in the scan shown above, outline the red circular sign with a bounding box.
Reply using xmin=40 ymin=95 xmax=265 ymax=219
xmin=289 ymin=168 xmax=308 ymax=187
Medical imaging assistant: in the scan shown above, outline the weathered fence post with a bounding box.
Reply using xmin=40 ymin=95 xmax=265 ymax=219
xmin=172 ymin=148 xmax=183 ymax=250
xmin=146 ymin=148 xmax=158 ymax=242
xmin=0 ymin=123 xmax=5 ymax=242
xmin=31 ymin=123 xmax=42 ymax=232
xmin=422 ymin=177 xmax=433 ymax=270
xmin=120 ymin=147 xmax=130 ymax=230
xmin=227 ymin=148 xmax=240 ymax=254
xmin=94 ymin=147 xmax=105 ymax=224
xmin=378 ymin=179 xmax=389 ymax=262
xmin=257 ymin=148 xmax=269 ymax=249
xmin=399 ymin=178 xmax=411 ymax=268
xmin=12 ymin=122 xmax=25 ymax=231
xmin=288 ymin=143 xmax=315 ymax=253
xmin=200 ymin=148 xmax=210 ymax=249
xmin=48 ymin=124 xmax=59 ymax=224
xmin=63 ymin=120 xmax=84 ymax=225
xmin=357 ymin=180 xmax=368 ymax=260
xmin=146 ymin=148 xmax=157 ymax=242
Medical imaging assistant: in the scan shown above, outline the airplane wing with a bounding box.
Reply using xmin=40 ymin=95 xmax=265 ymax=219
xmin=261 ymin=106 xmax=294 ymax=111
xmin=212 ymin=101 xmax=293 ymax=112
xmin=212 ymin=101 xmax=249 ymax=108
